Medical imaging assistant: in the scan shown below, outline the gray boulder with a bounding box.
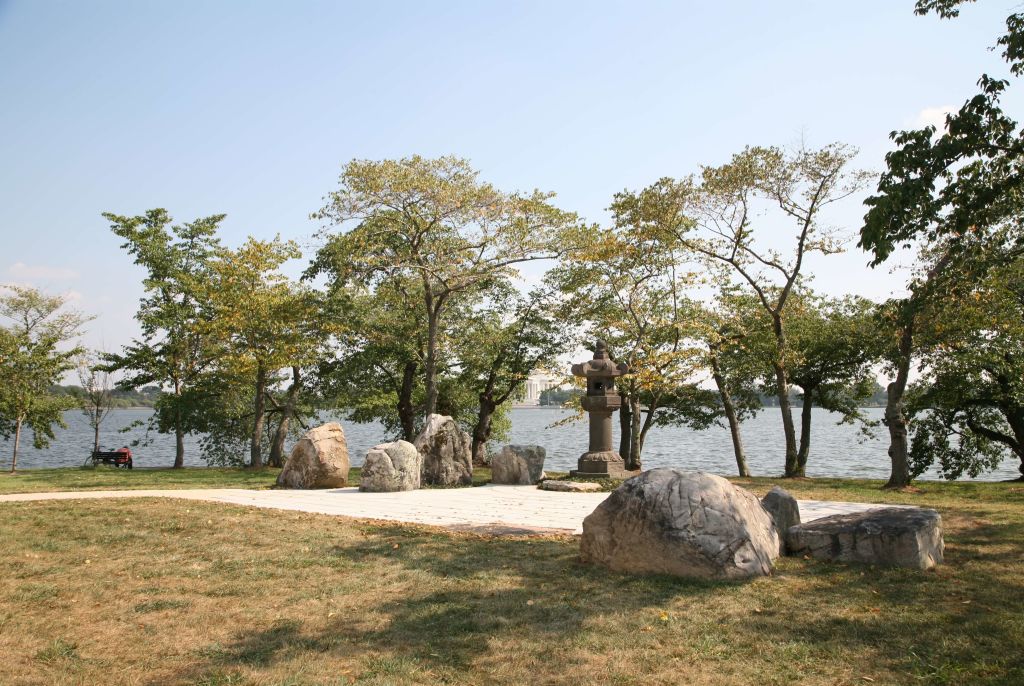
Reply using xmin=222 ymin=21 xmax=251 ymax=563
xmin=276 ymin=423 xmax=350 ymax=489
xmin=787 ymin=507 xmax=943 ymax=570
xmin=360 ymin=440 xmax=421 ymax=492
xmin=414 ymin=414 xmax=473 ymax=486
xmin=761 ymin=486 xmax=801 ymax=554
xmin=491 ymin=444 xmax=547 ymax=485
xmin=581 ymin=469 xmax=779 ymax=580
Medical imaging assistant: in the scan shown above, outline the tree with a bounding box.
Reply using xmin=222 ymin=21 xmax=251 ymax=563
xmin=694 ymin=291 xmax=767 ymax=477
xmin=317 ymin=277 xmax=427 ymax=442
xmin=0 ymin=286 xmax=88 ymax=472
xmin=907 ymin=234 xmax=1024 ymax=479
xmin=104 ymin=209 xmax=222 ymax=468
xmin=859 ymin=1 xmax=1024 ymax=486
xmin=202 ymin=237 xmax=328 ymax=468
xmin=552 ymin=213 xmax=707 ymax=471
xmin=785 ymin=293 xmax=883 ymax=476
xmin=308 ymin=156 xmax=580 ymax=418
xmin=659 ymin=146 xmax=871 ymax=477
xmin=455 ymin=287 xmax=566 ymax=465
xmin=76 ymin=352 xmax=116 ymax=458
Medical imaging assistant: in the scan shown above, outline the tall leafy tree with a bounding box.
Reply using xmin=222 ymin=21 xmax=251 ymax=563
xmin=656 ymin=146 xmax=871 ymax=477
xmin=859 ymin=1 xmax=1024 ymax=486
xmin=202 ymin=237 xmax=328 ymax=468
xmin=552 ymin=217 xmax=708 ymax=471
xmin=308 ymin=156 xmax=580 ymax=418
xmin=455 ymin=286 xmax=566 ymax=464
xmin=104 ymin=209 xmax=222 ymax=468
xmin=0 ymin=286 xmax=88 ymax=471
xmin=785 ymin=293 xmax=883 ymax=476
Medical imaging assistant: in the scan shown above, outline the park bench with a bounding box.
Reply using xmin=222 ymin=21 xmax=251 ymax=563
xmin=91 ymin=447 xmax=133 ymax=469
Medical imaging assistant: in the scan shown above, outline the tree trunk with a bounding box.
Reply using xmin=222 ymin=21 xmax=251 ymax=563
xmin=626 ymin=395 xmax=642 ymax=471
xmin=619 ymin=394 xmax=633 ymax=460
xmin=250 ymin=365 xmax=267 ymax=468
xmin=635 ymin=403 xmax=658 ymax=471
xmin=268 ymin=367 xmax=301 ymax=468
xmin=795 ymin=386 xmax=814 ymax=477
xmin=771 ymin=315 xmax=800 ymax=477
xmin=398 ymin=360 xmax=417 ymax=442
xmin=471 ymin=397 xmax=495 ymax=466
xmin=93 ymin=423 xmax=100 ymax=455
xmin=424 ymin=304 xmax=439 ymax=418
xmin=711 ymin=355 xmax=751 ymax=477
xmin=11 ymin=417 xmax=22 ymax=473
xmin=776 ymin=363 xmax=800 ymax=477
xmin=173 ymin=378 xmax=185 ymax=468
xmin=884 ymin=318 xmax=914 ymax=489
xmin=269 ymin=415 xmax=290 ymax=468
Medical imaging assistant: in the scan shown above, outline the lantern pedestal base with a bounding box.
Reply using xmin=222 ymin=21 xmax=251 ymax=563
xmin=571 ymin=451 xmax=641 ymax=480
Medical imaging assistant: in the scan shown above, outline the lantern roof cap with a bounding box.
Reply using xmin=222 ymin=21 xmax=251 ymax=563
xmin=570 ymin=339 xmax=629 ymax=378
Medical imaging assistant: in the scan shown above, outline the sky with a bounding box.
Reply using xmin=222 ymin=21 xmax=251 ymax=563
xmin=1 ymin=0 xmax=1021 ymax=355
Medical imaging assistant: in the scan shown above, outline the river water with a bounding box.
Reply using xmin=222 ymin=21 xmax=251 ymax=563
xmin=1 ymin=407 xmax=1019 ymax=481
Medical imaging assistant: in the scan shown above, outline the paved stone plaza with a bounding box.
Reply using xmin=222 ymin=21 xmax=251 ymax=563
xmin=0 ymin=485 xmax=898 ymax=535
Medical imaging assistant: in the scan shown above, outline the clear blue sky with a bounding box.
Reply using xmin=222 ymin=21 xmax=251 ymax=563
xmin=0 ymin=0 xmax=1019 ymax=352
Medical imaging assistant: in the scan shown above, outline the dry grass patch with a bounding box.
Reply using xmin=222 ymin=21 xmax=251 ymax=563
xmin=1 ymin=481 xmax=1022 ymax=685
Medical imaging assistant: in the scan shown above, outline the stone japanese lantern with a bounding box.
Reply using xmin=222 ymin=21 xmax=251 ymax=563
xmin=570 ymin=339 xmax=633 ymax=478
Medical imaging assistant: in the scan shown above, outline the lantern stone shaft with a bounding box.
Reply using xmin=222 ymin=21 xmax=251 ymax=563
xmin=569 ymin=339 xmax=634 ymax=478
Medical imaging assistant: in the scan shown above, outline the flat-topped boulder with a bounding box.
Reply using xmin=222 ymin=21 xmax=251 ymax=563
xmin=761 ymin=486 xmax=800 ymax=555
xmin=276 ymin=423 xmax=350 ymax=489
xmin=539 ymin=480 xmax=602 ymax=493
xmin=581 ymin=469 xmax=779 ymax=580
xmin=360 ymin=440 xmax=421 ymax=492
xmin=414 ymin=414 xmax=472 ymax=487
xmin=491 ymin=445 xmax=547 ymax=485
xmin=787 ymin=507 xmax=943 ymax=570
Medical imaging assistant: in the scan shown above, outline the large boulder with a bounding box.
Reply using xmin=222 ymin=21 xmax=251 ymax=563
xmin=276 ymin=423 xmax=350 ymax=489
xmin=414 ymin=414 xmax=472 ymax=486
xmin=787 ymin=507 xmax=943 ymax=570
xmin=581 ymin=469 xmax=779 ymax=580
xmin=360 ymin=440 xmax=421 ymax=492
xmin=490 ymin=444 xmax=547 ymax=485
xmin=761 ymin=486 xmax=801 ymax=555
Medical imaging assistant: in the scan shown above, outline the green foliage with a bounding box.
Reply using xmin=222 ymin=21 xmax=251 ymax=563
xmin=309 ymin=155 xmax=581 ymax=417
xmin=102 ymin=209 xmax=223 ymax=467
xmin=0 ymin=286 xmax=88 ymax=469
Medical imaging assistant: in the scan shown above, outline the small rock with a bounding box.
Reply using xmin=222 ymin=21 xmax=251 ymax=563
xmin=580 ymin=468 xmax=779 ymax=580
xmin=539 ymin=480 xmax=602 ymax=492
xmin=761 ymin=486 xmax=801 ymax=554
xmin=414 ymin=414 xmax=473 ymax=486
xmin=360 ymin=440 xmax=421 ymax=492
xmin=491 ymin=445 xmax=547 ymax=484
xmin=787 ymin=507 xmax=943 ymax=570
xmin=276 ymin=423 xmax=350 ymax=489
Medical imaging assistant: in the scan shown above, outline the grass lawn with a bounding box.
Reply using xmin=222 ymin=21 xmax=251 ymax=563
xmin=1 ymin=479 xmax=1023 ymax=685
xmin=0 ymin=466 xmax=500 ymax=495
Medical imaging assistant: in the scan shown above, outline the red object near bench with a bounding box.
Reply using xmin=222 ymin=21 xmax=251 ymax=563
xmin=91 ymin=447 xmax=133 ymax=469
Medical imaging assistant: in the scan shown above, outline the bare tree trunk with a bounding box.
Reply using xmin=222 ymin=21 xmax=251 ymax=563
xmin=398 ymin=361 xmax=417 ymax=442
xmin=626 ymin=396 xmax=642 ymax=471
xmin=471 ymin=397 xmax=495 ymax=466
xmin=93 ymin=423 xmax=100 ymax=455
xmin=635 ymin=403 xmax=658 ymax=471
xmin=424 ymin=302 xmax=440 ymax=417
xmin=770 ymin=315 xmax=800 ymax=477
xmin=11 ymin=417 xmax=22 ymax=473
xmin=268 ymin=367 xmax=301 ymax=468
xmin=619 ymin=395 xmax=632 ymax=460
xmin=711 ymin=355 xmax=750 ymax=477
xmin=796 ymin=386 xmax=814 ymax=477
xmin=173 ymin=378 xmax=185 ymax=468
xmin=884 ymin=319 xmax=914 ymax=489
xmin=250 ymin=365 xmax=267 ymax=469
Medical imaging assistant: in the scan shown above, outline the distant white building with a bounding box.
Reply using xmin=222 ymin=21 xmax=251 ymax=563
xmin=520 ymin=372 xmax=561 ymax=405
